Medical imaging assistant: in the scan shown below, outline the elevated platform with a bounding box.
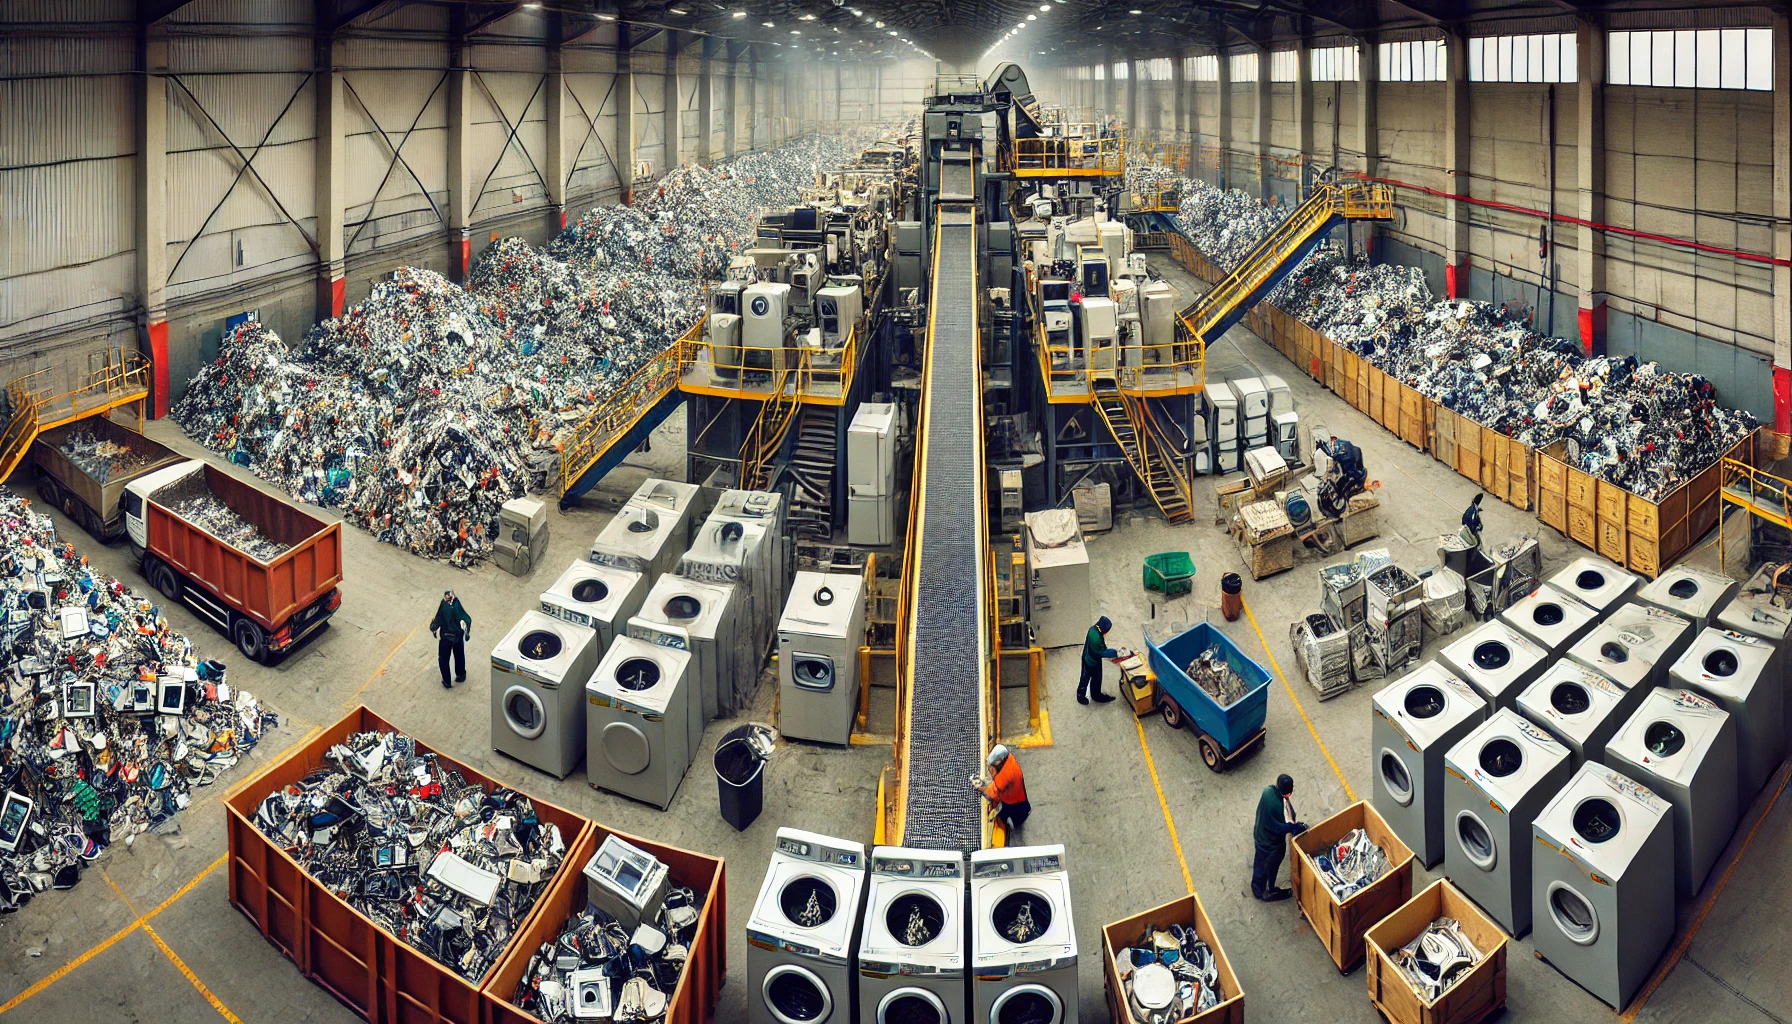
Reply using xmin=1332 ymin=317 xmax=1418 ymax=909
xmin=0 ymin=350 xmax=151 ymax=483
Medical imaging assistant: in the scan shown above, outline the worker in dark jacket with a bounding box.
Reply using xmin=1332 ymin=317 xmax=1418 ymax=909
xmin=431 ymin=590 xmax=472 ymax=689
xmin=1461 ymin=492 xmax=1486 ymax=548
xmin=1251 ymin=774 xmax=1308 ymax=902
xmin=977 ymin=744 xmax=1030 ymax=838
xmin=1079 ymin=616 xmax=1118 ymax=705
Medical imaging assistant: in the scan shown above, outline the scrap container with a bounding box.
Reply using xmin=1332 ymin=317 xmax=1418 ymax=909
xmin=1365 ymin=880 xmax=1508 ymax=1024
xmin=1102 ymin=892 xmax=1244 ymax=1024
xmin=1289 ymin=800 xmax=1416 ymax=973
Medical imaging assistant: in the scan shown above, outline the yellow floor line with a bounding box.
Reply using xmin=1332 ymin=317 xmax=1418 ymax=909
xmin=1132 ymin=715 xmax=1195 ymax=894
xmin=1241 ymin=599 xmax=1357 ymax=802
xmin=342 ymin=624 xmax=421 ymax=706
xmin=101 ymin=870 xmax=243 ymax=1024
xmin=0 ymin=854 xmax=225 ymax=1015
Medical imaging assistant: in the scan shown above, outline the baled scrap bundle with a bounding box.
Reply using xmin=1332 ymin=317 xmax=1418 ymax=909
xmin=0 ymin=488 xmax=274 ymax=911
xmin=1392 ymin=917 xmax=1485 ymax=1001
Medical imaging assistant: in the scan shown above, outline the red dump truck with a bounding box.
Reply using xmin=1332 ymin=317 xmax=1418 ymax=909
xmin=30 ymin=415 xmax=184 ymax=542
xmin=123 ymin=460 xmax=343 ymax=662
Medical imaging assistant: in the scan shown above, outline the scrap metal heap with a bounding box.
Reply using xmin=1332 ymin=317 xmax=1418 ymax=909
xmin=510 ymin=887 xmax=703 ymax=1022
xmin=175 ymin=133 xmax=874 ymax=565
xmin=0 ymin=488 xmax=275 ymax=911
xmin=1128 ymin=163 xmax=1757 ymax=500
xmin=56 ymin=430 xmax=160 ymax=483
xmin=1114 ymin=923 xmax=1226 ymax=1019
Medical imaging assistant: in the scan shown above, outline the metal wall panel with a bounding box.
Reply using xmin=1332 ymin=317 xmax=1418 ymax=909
xmin=634 ymin=71 xmax=665 ymax=175
xmin=0 ymin=34 xmax=134 ymax=77
xmin=168 ymin=33 xmax=312 ymax=75
xmin=467 ymin=70 xmax=548 ymax=217
xmin=342 ymin=68 xmax=449 ymax=254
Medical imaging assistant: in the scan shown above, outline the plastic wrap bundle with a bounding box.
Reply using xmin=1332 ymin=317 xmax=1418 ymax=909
xmin=175 ymin=132 xmax=870 ymax=565
xmin=0 ymin=488 xmax=274 ymax=911
xmin=1314 ymin=827 xmax=1391 ymax=901
xmin=1291 ymin=613 xmax=1352 ymax=699
xmin=1185 ymin=645 xmax=1250 ymax=707
xmin=1392 ymin=917 xmax=1485 ymax=1001
xmin=510 ymin=887 xmax=702 ymax=1023
xmin=1422 ymin=567 xmax=1468 ymax=636
xmin=1116 ymin=923 xmax=1224 ymax=1023
xmin=250 ymin=728 xmax=566 ymax=982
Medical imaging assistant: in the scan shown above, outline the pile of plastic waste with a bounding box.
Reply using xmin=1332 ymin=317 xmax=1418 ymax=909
xmin=1186 ymin=646 xmax=1250 ymax=707
xmin=1314 ymin=827 xmax=1391 ymax=901
xmin=509 ymin=889 xmax=703 ymax=1023
xmin=1116 ymin=923 xmax=1224 ymax=1022
xmin=175 ymin=132 xmax=872 ymax=565
xmin=56 ymin=431 xmax=159 ymax=483
xmin=250 ymin=728 xmax=567 ymax=981
xmin=0 ymin=488 xmax=274 ymax=912
xmin=1392 ymin=917 xmax=1485 ymax=1001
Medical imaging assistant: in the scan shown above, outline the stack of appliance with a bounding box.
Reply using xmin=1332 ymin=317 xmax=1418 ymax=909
xmin=1023 ymin=510 xmax=1091 ymax=650
xmin=680 ymin=490 xmax=785 ymax=714
xmin=778 ymin=571 xmax=868 ymax=746
xmin=631 ymin=573 xmax=737 ymax=745
xmin=1208 ymin=382 xmax=1240 ymax=475
xmin=970 ymin=845 xmax=1079 ymax=1024
xmin=1372 ymin=661 xmax=1490 ymax=867
xmin=748 ymin=829 xmax=869 ymax=1024
xmin=848 ymin=402 xmax=898 ymax=546
xmin=1230 ymin=377 xmax=1270 ymax=450
xmin=495 ymin=496 xmax=549 ymax=576
xmin=1365 ymin=565 xmax=1424 ymax=675
xmin=858 ymin=848 xmax=966 ymax=1024
xmin=1320 ymin=560 xmax=1372 ymax=682
xmin=490 ymin=610 xmax=603 ymax=779
xmin=590 ymin=478 xmax=704 ymax=580
xmin=1603 ymin=688 xmax=1739 ymax=898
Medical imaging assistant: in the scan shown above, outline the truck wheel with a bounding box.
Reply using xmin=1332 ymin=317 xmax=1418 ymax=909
xmin=1161 ymin=699 xmax=1184 ymax=730
xmin=1199 ymin=736 xmax=1224 ymax=772
xmin=233 ymin=619 xmax=267 ymax=662
xmin=150 ymin=562 xmax=180 ymax=601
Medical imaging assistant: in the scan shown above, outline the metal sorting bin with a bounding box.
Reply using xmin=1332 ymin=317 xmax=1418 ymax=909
xmin=1145 ymin=622 xmax=1271 ymax=771
xmin=714 ymin=723 xmax=777 ymax=832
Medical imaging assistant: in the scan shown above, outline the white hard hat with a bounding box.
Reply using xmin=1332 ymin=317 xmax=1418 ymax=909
xmin=987 ymin=744 xmax=1010 ymax=766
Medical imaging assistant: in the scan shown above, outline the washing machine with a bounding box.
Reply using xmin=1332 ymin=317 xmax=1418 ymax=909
xmin=1670 ymin=627 xmax=1784 ymax=805
xmin=585 ymin=635 xmax=695 ymax=809
xmin=1371 ymin=662 xmax=1489 ymax=867
xmin=490 ymin=611 xmax=602 ymax=779
xmin=859 ymin=847 xmax=966 ymax=1024
xmin=1604 ymin=688 xmax=1738 ymax=897
xmin=1547 ymin=556 xmax=1639 ymax=616
xmin=712 ymin=488 xmax=791 ymax=608
xmin=1499 ymin=583 xmax=1601 ymax=656
xmin=748 ymin=828 xmax=869 ymax=1024
xmin=970 ymin=845 xmax=1077 ymax=1024
xmin=1514 ymin=660 xmax=1645 ymax=766
xmin=1439 ymin=620 xmax=1548 ymax=710
xmin=1531 ymin=761 xmax=1676 ymax=1010
xmin=635 ymin=572 xmax=740 ymax=734
xmin=590 ymin=478 xmax=703 ymax=579
xmin=1443 ymin=708 xmax=1574 ymax=937
xmin=539 ymin=560 xmax=647 ymax=648
xmin=624 ymin=614 xmax=710 ymax=764
xmin=1714 ymin=579 xmax=1792 ymax=741
xmin=778 ymin=571 xmax=869 ymax=746
xmin=682 ymin=514 xmax=777 ymax=710
xmin=1566 ymin=602 xmax=1694 ymax=692
xmin=1635 ymin=565 xmax=1738 ymax=634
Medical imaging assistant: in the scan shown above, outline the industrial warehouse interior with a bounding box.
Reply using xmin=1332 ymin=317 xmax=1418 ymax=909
xmin=6 ymin=1 xmax=1792 ymax=1023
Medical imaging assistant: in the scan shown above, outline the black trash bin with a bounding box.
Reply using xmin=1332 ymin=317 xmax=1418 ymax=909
xmin=715 ymin=724 xmax=775 ymax=831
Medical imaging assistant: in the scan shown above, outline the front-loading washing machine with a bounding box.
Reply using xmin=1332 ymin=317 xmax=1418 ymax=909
xmin=623 ymin=613 xmax=710 ymax=767
xmin=1499 ymin=583 xmax=1601 ymax=656
xmin=1547 ymin=556 xmax=1639 ymax=615
xmin=859 ymin=847 xmax=965 ymax=1024
xmin=490 ymin=610 xmax=602 ymax=778
xmin=1532 ymin=761 xmax=1676 ymax=1009
xmin=779 ymin=571 xmax=869 ymax=746
xmin=1635 ymin=565 xmax=1738 ymax=634
xmin=1371 ymin=662 xmax=1489 ymax=867
xmin=1439 ymin=620 xmax=1547 ymax=710
xmin=1604 ymin=687 xmax=1739 ymax=897
xmin=1566 ymin=602 xmax=1693 ymax=693
xmin=590 ymin=478 xmax=704 ymax=579
xmin=712 ymin=488 xmax=791 ymax=608
xmin=1514 ymin=660 xmax=1645 ymax=766
xmin=970 ymin=845 xmax=1077 ymax=1024
xmin=681 ymin=514 xmax=777 ymax=710
xmin=585 ymin=635 xmax=695 ymax=809
xmin=748 ymin=828 xmax=869 ymax=1024
xmin=539 ymin=559 xmax=647 ymax=649
xmin=1670 ymin=627 xmax=1784 ymax=805
xmin=1443 ymin=708 xmax=1574 ymax=936
xmin=635 ymin=572 xmax=740 ymax=732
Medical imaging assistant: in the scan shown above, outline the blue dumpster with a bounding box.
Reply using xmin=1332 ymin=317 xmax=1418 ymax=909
xmin=1144 ymin=621 xmax=1271 ymax=771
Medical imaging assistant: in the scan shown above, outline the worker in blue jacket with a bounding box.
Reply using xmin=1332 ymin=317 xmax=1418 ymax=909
xmin=1252 ymin=774 xmax=1308 ymax=902
xmin=1079 ymin=616 xmax=1117 ymax=705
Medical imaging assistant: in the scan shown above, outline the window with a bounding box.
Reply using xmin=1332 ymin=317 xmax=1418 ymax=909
xmin=1270 ymin=50 xmax=1299 ymax=82
xmin=1142 ymin=57 xmax=1171 ymax=81
xmin=1229 ymin=52 xmax=1258 ymax=82
xmin=1608 ymin=28 xmax=1772 ymax=90
xmin=1112 ymin=61 xmax=1127 ymax=80
xmin=1095 ymin=63 xmax=1105 ymax=81
xmin=1311 ymin=45 xmax=1360 ymax=82
xmin=1187 ymin=54 xmax=1219 ymax=82
xmin=1470 ymin=33 xmax=1576 ymax=82
xmin=1379 ymin=38 xmax=1448 ymax=81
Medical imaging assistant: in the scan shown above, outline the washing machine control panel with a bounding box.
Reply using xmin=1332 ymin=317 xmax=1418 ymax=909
xmin=871 ymin=855 xmax=962 ymax=879
xmin=778 ymin=835 xmax=860 ymax=867
xmin=972 ymin=853 xmax=1062 ymax=878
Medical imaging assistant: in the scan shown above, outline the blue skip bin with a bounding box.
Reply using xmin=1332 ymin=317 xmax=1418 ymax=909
xmin=1145 ymin=621 xmax=1271 ymax=772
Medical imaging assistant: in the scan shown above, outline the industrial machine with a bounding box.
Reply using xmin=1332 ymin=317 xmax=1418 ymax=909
xmin=748 ymin=829 xmax=869 ymax=1024
xmin=583 ymin=834 xmax=670 ymax=934
xmin=778 ymin=571 xmax=868 ymax=746
xmin=1567 ymin=603 xmax=1694 ymax=692
xmin=590 ymin=478 xmax=703 ymax=579
xmin=586 ymin=635 xmax=695 ymax=810
xmin=1670 ymin=627 xmax=1781 ymax=806
xmin=858 ymin=847 xmax=966 ymax=1024
xmin=1231 ymin=377 xmax=1269 ymax=448
xmin=490 ymin=610 xmax=602 ymax=779
xmin=816 ymin=281 xmax=864 ymax=348
xmin=1514 ymin=661 xmax=1644 ymax=766
xmin=848 ymin=402 xmax=898 ymax=547
xmin=1604 ymin=688 xmax=1738 ymax=897
xmin=682 ymin=516 xmax=776 ymax=713
xmin=1531 ymin=761 xmax=1676 ymax=1009
xmin=1314 ymin=435 xmax=1367 ymax=519
xmin=1443 ymin=708 xmax=1574 ymax=936
xmin=1023 ymin=510 xmax=1091 ymax=650
xmin=970 ymin=845 xmax=1078 ymax=1024
xmin=538 ymin=560 xmax=647 ymax=649
xmin=1371 ymin=662 xmax=1489 ymax=866
xmin=1498 ymin=583 xmax=1601 ymax=656
xmin=1547 ymin=556 xmax=1639 ymax=616
xmin=633 ymin=573 xmax=738 ymax=740
xmin=744 ymin=282 xmax=794 ymax=372
xmin=1634 ymin=565 xmax=1738 ymax=633
xmin=1439 ymin=620 xmax=1549 ymax=710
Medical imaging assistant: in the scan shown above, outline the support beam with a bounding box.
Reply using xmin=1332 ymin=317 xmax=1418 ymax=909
xmin=617 ymin=24 xmax=635 ymax=201
xmin=1171 ymin=49 xmax=1188 ymax=164
xmin=834 ymin=64 xmax=843 ymax=125
xmin=1357 ymin=32 xmax=1379 ymax=260
xmin=1575 ymin=16 xmax=1605 ymax=356
xmin=697 ymin=37 xmax=714 ymax=164
xmin=1774 ymin=13 xmax=1791 ymax=430
xmin=446 ymin=10 xmax=473 ymax=280
xmin=1104 ymin=46 xmax=1118 ymax=120
xmin=1216 ymin=49 xmax=1232 ymax=190
xmin=545 ymin=12 xmax=567 ymax=232
xmin=1254 ymin=44 xmax=1271 ymax=201
xmin=746 ymin=53 xmax=759 ymax=150
xmin=1294 ymin=37 xmax=1313 ymax=197
xmin=1127 ymin=57 xmax=1140 ymax=134
xmin=136 ymin=18 xmax=169 ymax=418
xmin=724 ymin=42 xmax=741 ymax=159
xmin=664 ymin=31 xmax=680 ymax=171
xmin=314 ymin=19 xmax=346 ymax=325
xmin=1444 ymin=25 xmax=1470 ymax=298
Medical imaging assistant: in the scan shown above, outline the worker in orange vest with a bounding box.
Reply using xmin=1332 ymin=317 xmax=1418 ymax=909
xmin=976 ymin=744 xmax=1031 ymax=839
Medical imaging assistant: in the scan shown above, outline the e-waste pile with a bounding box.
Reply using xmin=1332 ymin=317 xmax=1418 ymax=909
xmin=1127 ymin=163 xmax=1757 ymax=500
xmin=0 ymin=489 xmax=274 ymax=911
xmin=175 ymin=133 xmax=865 ymax=566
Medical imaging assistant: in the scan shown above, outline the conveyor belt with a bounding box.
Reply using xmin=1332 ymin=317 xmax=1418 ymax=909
xmin=901 ymin=205 xmax=988 ymax=852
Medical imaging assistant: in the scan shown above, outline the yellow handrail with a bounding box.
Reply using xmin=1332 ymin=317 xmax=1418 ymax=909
xmin=1011 ymin=133 xmax=1126 ymax=176
xmin=738 ymin=363 xmax=800 ymax=490
xmin=0 ymin=348 xmax=150 ymax=482
xmin=556 ymin=316 xmax=702 ymax=497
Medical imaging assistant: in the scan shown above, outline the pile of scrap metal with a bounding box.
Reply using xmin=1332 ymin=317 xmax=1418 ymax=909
xmin=1114 ymin=923 xmax=1225 ymax=1022
xmin=1297 ymin=549 xmax=1432 ymax=697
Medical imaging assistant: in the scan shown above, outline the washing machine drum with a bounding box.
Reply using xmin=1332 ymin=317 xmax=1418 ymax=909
xmin=879 ymin=989 xmax=949 ymax=1024
xmin=519 ymin=630 xmax=564 ymax=662
xmin=1550 ymin=683 xmax=1591 ymax=715
xmin=763 ymin=964 xmax=832 ymax=1024
xmin=1404 ymin=685 xmax=1446 ymax=718
xmin=504 ymin=686 xmax=546 ymax=740
xmin=1472 ymin=641 xmax=1512 ymax=671
xmin=1645 ymin=721 xmax=1685 ymax=758
xmin=1573 ymin=797 xmax=1621 ymax=844
xmin=779 ymin=876 xmax=839 ymax=928
xmin=1668 ymin=577 xmax=1701 ymax=600
xmin=664 ymin=594 xmax=703 ymax=622
xmin=1574 ymin=569 xmax=1607 ymax=593
xmin=1478 ymin=738 xmax=1523 ymax=777
xmin=1531 ymin=602 xmax=1565 ymax=626
xmin=616 ymin=658 xmax=662 ymax=691
xmin=570 ymin=578 xmax=609 ymax=603
xmin=991 ymin=891 xmax=1054 ymax=944
xmin=793 ymin=654 xmax=837 ymax=691
xmin=990 ymin=984 xmax=1063 ymax=1024
xmin=886 ymin=892 xmax=946 ymax=947
xmin=1703 ymin=648 xmax=1739 ymax=677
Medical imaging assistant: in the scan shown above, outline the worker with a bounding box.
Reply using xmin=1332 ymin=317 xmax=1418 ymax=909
xmin=1079 ymin=616 xmax=1118 ymax=705
xmin=431 ymin=590 xmax=472 ymax=690
xmin=977 ymin=744 xmax=1031 ymax=838
xmin=1251 ymin=774 xmax=1308 ymax=902
xmin=1461 ymin=492 xmax=1486 ymax=548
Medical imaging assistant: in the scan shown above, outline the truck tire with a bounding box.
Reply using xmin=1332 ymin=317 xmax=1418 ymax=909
xmin=233 ymin=618 xmax=267 ymax=663
xmin=149 ymin=561 xmax=180 ymax=601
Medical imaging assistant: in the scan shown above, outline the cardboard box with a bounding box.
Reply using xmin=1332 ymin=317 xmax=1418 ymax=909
xmin=1365 ymin=880 xmax=1508 ymax=1024
xmin=1102 ymin=892 xmax=1244 ymax=1024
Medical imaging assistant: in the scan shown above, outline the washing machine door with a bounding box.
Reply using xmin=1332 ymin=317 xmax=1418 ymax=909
xmin=1455 ymin=809 xmax=1498 ymax=871
xmin=503 ymin=685 xmax=547 ymax=740
xmin=601 ymin=721 xmax=652 ymax=775
xmin=1546 ymin=880 xmax=1601 ymax=946
xmin=1378 ymin=747 xmax=1414 ymax=806
xmin=792 ymin=652 xmax=837 ymax=692
xmin=879 ymin=988 xmax=948 ymax=1024
xmin=763 ymin=963 xmax=834 ymax=1023
xmin=989 ymin=984 xmax=1063 ymax=1024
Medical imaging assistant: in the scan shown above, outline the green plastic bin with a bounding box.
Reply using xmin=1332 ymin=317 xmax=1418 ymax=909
xmin=1144 ymin=552 xmax=1196 ymax=597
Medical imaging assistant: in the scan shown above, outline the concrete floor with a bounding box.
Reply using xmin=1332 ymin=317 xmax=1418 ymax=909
xmin=0 ymin=253 xmax=1787 ymax=1024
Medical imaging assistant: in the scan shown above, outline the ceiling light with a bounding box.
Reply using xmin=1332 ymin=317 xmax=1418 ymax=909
xmin=1039 ymin=3 xmax=1050 ymax=8
xmin=799 ymin=12 xmax=815 ymax=19
xmin=874 ymin=19 xmax=883 ymax=26
xmin=791 ymin=29 xmax=801 ymax=34
xmin=1129 ymin=7 xmax=1141 ymax=12
xmin=763 ymin=20 xmax=774 ymax=25
xmin=522 ymin=2 xmax=540 ymax=7
xmin=669 ymin=6 xmax=688 ymax=12
xmin=888 ymin=29 xmax=897 ymax=34
xmin=1027 ymin=13 xmax=1035 ymax=19
xmin=732 ymin=9 xmax=747 ymax=15
xmin=597 ymin=12 xmax=616 ymax=18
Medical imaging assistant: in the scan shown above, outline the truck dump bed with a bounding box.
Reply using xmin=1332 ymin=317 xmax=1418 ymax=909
xmin=31 ymin=415 xmax=183 ymax=538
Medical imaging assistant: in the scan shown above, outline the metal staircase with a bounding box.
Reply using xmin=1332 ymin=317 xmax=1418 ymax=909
xmin=783 ymin=406 xmax=839 ymax=539
xmin=738 ymin=365 xmax=800 ymax=490
xmin=1092 ymin=384 xmax=1192 ymax=523
xmin=556 ymin=320 xmax=697 ymax=508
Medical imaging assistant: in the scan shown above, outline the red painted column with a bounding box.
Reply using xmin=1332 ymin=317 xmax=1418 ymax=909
xmin=1775 ymin=366 xmax=1791 ymax=434
xmin=146 ymin=319 xmax=170 ymax=419
xmin=1577 ymin=300 xmax=1607 ymax=357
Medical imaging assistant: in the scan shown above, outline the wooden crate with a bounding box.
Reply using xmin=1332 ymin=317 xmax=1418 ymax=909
xmin=1598 ymin=514 xmax=1628 ymax=565
xmin=1331 ymin=344 xmax=1348 ymax=397
xmin=1539 ymin=488 xmax=1567 ymax=534
xmin=1356 ymin=357 xmax=1370 ymax=412
xmin=1366 ymin=880 xmax=1509 ymax=1024
xmin=1455 ymin=418 xmax=1481 ymax=483
xmin=1537 ymin=451 xmax=1566 ymax=497
xmin=1506 ymin=440 xmax=1532 ymax=510
xmin=1399 ymin=388 xmax=1427 ymax=451
xmin=1564 ymin=459 xmax=1596 ymax=510
xmin=1567 ymin=503 xmax=1596 ymax=548
xmin=1103 ymin=892 xmax=1245 ymax=1024
xmin=1381 ymin=376 xmax=1401 ymax=433
xmin=1479 ymin=427 xmax=1501 ymax=494
xmin=1431 ymin=407 xmax=1458 ymax=469
xmin=1290 ymin=801 xmax=1416 ymax=973
xmin=1596 ymin=480 xmax=1627 ymax=524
